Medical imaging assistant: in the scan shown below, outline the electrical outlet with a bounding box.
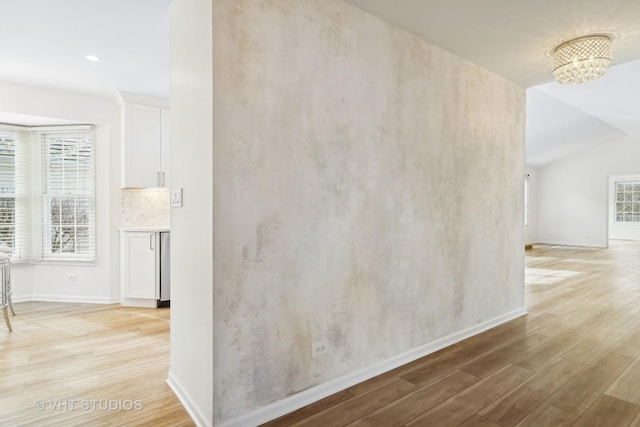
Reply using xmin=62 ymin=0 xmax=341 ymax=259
xmin=67 ymin=274 xmax=78 ymax=282
xmin=312 ymin=341 xmax=329 ymax=358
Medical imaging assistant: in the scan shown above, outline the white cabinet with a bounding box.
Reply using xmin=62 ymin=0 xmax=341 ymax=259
xmin=121 ymin=231 xmax=158 ymax=306
xmin=160 ymin=108 xmax=170 ymax=186
xmin=119 ymin=92 xmax=170 ymax=188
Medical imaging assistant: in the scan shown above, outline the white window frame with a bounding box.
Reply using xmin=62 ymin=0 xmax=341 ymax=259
xmin=612 ymin=179 xmax=640 ymax=224
xmin=608 ymin=174 xmax=640 ymax=241
xmin=524 ymin=174 xmax=529 ymax=227
xmin=0 ymin=131 xmax=19 ymax=257
xmin=37 ymin=127 xmax=96 ymax=263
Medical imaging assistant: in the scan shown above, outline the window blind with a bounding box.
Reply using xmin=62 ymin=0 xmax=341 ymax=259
xmin=0 ymin=131 xmax=29 ymax=261
xmin=40 ymin=130 xmax=96 ymax=261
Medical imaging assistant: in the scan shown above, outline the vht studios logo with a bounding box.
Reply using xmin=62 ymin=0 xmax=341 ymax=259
xmin=34 ymin=399 xmax=144 ymax=412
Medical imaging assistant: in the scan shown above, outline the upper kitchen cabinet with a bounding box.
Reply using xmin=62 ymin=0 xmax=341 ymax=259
xmin=118 ymin=91 xmax=170 ymax=188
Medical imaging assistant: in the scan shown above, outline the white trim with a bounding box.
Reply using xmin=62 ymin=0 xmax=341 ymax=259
xmin=535 ymin=240 xmax=607 ymax=249
xmin=216 ymin=307 xmax=527 ymax=427
xmin=0 ymin=123 xmax=32 ymax=132
xmin=117 ymin=91 xmax=170 ymax=108
xmin=28 ymin=125 xmax=93 ymax=133
xmin=120 ymin=297 xmax=157 ymax=308
xmin=12 ymin=294 xmax=118 ymax=304
xmin=0 ymin=124 xmax=91 ymax=132
xmin=166 ymin=371 xmax=211 ymax=427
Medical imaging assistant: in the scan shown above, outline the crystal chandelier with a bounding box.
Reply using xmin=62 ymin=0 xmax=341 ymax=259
xmin=552 ymin=34 xmax=612 ymax=85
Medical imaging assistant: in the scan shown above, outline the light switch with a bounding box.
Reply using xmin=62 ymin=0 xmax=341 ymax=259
xmin=172 ymin=188 xmax=183 ymax=207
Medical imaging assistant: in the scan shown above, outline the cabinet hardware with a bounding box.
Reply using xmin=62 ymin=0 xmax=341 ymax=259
xmin=150 ymin=234 xmax=154 ymax=250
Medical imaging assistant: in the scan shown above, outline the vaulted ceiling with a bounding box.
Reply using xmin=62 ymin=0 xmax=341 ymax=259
xmin=345 ymin=0 xmax=640 ymax=166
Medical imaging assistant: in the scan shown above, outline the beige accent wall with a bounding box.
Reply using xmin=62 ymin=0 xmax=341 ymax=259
xmin=212 ymin=0 xmax=525 ymax=422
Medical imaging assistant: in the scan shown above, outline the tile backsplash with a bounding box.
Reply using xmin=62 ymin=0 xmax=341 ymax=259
xmin=121 ymin=188 xmax=170 ymax=228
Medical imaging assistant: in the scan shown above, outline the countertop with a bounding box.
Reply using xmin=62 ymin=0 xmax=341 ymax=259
xmin=119 ymin=227 xmax=170 ymax=232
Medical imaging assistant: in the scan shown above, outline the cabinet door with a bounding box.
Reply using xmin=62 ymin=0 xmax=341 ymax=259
xmin=124 ymin=104 xmax=162 ymax=188
xmin=160 ymin=108 xmax=170 ymax=187
xmin=123 ymin=232 xmax=157 ymax=299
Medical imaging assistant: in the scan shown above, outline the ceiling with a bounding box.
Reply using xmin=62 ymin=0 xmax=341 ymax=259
xmin=345 ymin=0 xmax=640 ymax=166
xmin=344 ymin=0 xmax=640 ymax=88
xmin=0 ymin=0 xmax=170 ymax=100
xmin=3 ymin=0 xmax=640 ymax=166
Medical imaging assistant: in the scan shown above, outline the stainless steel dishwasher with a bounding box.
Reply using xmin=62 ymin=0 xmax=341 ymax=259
xmin=158 ymin=231 xmax=170 ymax=307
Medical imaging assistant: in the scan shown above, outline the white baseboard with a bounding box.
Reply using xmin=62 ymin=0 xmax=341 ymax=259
xmin=120 ymin=297 xmax=157 ymax=308
xmin=217 ymin=306 xmax=527 ymax=427
xmin=167 ymin=371 xmax=212 ymax=427
xmin=12 ymin=294 xmax=119 ymax=304
xmin=535 ymin=240 xmax=607 ymax=249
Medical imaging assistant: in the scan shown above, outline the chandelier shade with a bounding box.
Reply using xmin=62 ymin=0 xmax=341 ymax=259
xmin=552 ymin=35 xmax=612 ymax=85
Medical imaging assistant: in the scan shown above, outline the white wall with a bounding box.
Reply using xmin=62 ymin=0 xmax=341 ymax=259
xmin=212 ymin=1 xmax=525 ymax=425
xmin=525 ymin=165 xmax=537 ymax=245
xmin=167 ymin=0 xmax=213 ymax=425
xmin=0 ymin=80 xmax=120 ymax=303
xmin=537 ymin=134 xmax=640 ymax=247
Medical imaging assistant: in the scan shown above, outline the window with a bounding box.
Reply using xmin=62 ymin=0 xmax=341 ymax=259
xmin=614 ymin=181 xmax=640 ymax=223
xmin=41 ymin=131 xmax=96 ymax=261
xmin=0 ymin=130 xmax=28 ymax=261
xmin=0 ymin=125 xmax=95 ymax=263
xmin=0 ymin=132 xmax=17 ymax=252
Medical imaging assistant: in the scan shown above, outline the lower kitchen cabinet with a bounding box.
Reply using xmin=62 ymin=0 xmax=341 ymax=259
xmin=123 ymin=232 xmax=157 ymax=298
xmin=120 ymin=231 xmax=158 ymax=307
xmin=120 ymin=229 xmax=171 ymax=307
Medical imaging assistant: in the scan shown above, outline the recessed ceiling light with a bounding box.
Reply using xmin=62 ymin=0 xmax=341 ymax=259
xmin=85 ymin=55 xmax=101 ymax=62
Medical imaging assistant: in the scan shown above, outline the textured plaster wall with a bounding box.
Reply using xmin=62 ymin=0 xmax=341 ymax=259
xmin=213 ymin=0 xmax=525 ymax=422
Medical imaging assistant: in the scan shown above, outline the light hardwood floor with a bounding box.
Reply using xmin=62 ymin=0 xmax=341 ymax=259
xmin=264 ymin=241 xmax=640 ymax=426
xmin=3 ymin=242 xmax=640 ymax=426
xmin=0 ymin=302 xmax=193 ymax=426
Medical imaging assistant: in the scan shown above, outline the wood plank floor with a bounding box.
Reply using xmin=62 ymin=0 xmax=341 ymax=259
xmin=0 ymin=302 xmax=193 ymax=426
xmin=264 ymin=241 xmax=640 ymax=426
